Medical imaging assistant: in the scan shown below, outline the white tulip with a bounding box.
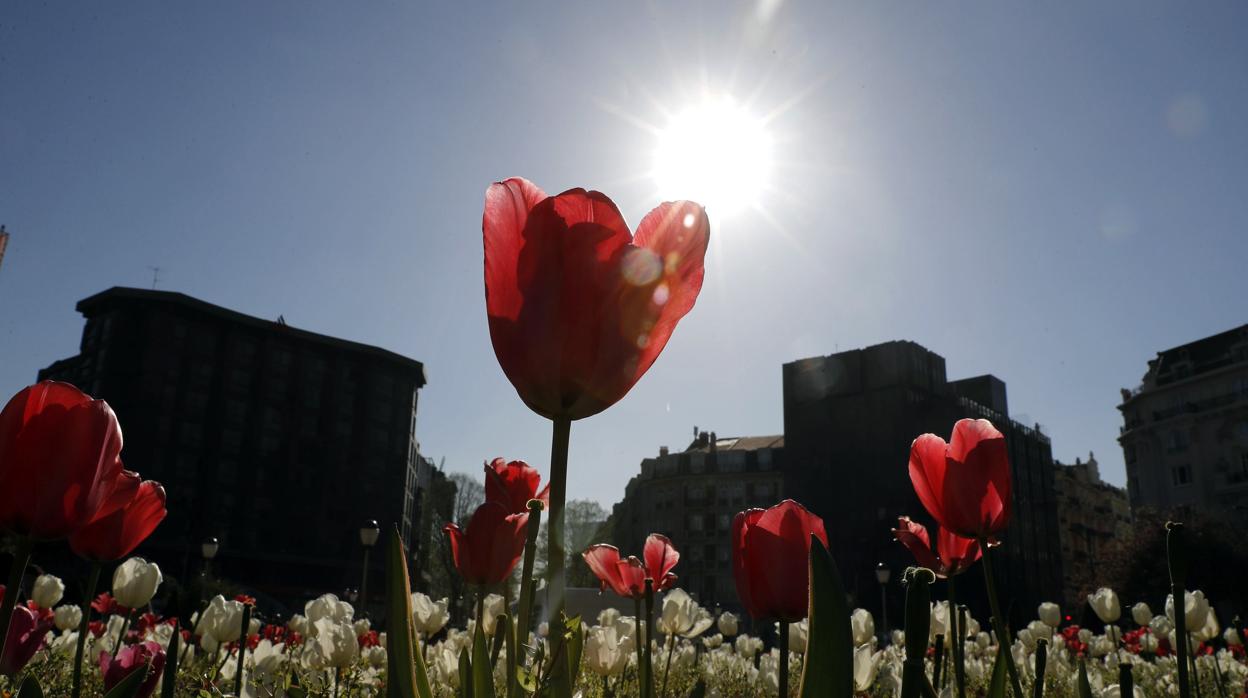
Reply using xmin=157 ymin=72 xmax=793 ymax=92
xmin=1105 ymin=625 xmax=1122 ymax=644
xmin=735 ymin=634 xmax=763 ymax=659
xmin=1150 ymin=615 xmax=1173 ymax=637
xmin=891 ymin=630 xmax=905 ymax=647
xmin=1131 ymin=602 xmax=1152 ymax=627
xmin=251 ymin=639 xmax=287 ymax=676
xmin=702 ymin=633 xmax=723 ymax=650
xmin=305 ymin=593 xmax=353 ymax=624
xmin=1139 ymin=632 xmax=1158 ymax=653
xmin=54 ymin=605 xmax=83 ymax=632
xmin=199 ymin=595 xmax=245 ymax=643
xmin=585 ymin=624 xmax=630 ymax=677
xmin=1224 ymin=627 xmax=1242 ymax=646
xmin=411 ymin=593 xmax=450 ymax=638
xmin=853 ymin=644 xmax=883 ymax=692
xmin=597 ymin=607 xmax=621 ymax=627
xmin=1077 ymin=628 xmax=1092 ymax=645
xmin=1089 ymin=588 xmax=1121 ymax=624
xmin=311 ymin=617 xmax=360 ymax=669
xmin=1037 ymin=602 xmax=1061 ymax=628
xmin=366 ymin=645 xmax=387 ymax=667
xmin=1165 ymin=590 xmax=1210 ymax=630
xmin=851 ymin=609 xmax=875 ymax=646
xmin=32 ymin=574 xmax=64 ymax=608
xmin=1194 ymin=605 xmax=1220 ymax=642
xmin=1027 ymin=620 xmax=1053 ymax=642
xmin=930 ymin=602 xmax=949 ymax=640
xmin=537 ymin=622 xmax=549 ymax=638
xmin=717 ymin=611 xmax=739 ymax=637
xmin=353 ymin=618 xmax=372 ymax=636
xmin=430 ymin=643 xmax=460 ymax=688
xmin=481 ymin=593 xmax=506 ymax=636
xmin=657 ymin=589 xmax=712 ymax=638
xmin=785 ymin=619 xmax=809 ymax=654
xmin=1101 ymin=684 xmax=1144 ymax=698
xmin=1016 ymin=628 xmax=1036 ymax=650
xmin=112 ymin=558 xmax=162 ymax=609
xmin=288 ymin=614 xmax=309 ymax=635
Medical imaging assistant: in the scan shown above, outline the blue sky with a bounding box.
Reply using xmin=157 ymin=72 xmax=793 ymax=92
xmin=2 ymin=2 xmax=1246 ymax=507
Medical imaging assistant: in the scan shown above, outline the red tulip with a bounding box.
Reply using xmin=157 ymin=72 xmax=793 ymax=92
xmin=583 ymin=533 xmax=680 ymax=599
xmin=484 ymin=458 xmax=550 ymax=514
xmin=69 ymin=479 xmax=167 ymax=561
xmin=443 ymin=502 xmax=529 ymax=586
xmin=0 ymin=604 xmax=51 ymax=676
xmin=892 ymin=516 xmax=981 ymax=578
xmin=908 ymin=419 xmax=1012 ymax=541
xmin=731 ymin=500 xmax=828 ymax=622
xmin=0 ymin=381 xmax=133 ymax=540
xmin=99 ymin=640 xmax=165 ymax=698
xmin=483 ymin=178 xmax=710 ymax=421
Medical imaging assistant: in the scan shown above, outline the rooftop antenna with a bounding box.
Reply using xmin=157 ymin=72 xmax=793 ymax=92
xmin=147 ymin=266 xmax=161 ymax=290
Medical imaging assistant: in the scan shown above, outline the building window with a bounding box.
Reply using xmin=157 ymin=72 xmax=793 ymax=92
xmin=717 ymin=513 xmax=731 ymax=531
xmin=1167 ymin=430 xmax=1188 ymax=453
xmin=757 ymin=449 xmax=773 ymax=470
xmin=1171 ymin=464 xmax=1192 ymax=487
xmin=689 ymin=514 xmax=704 ymax=531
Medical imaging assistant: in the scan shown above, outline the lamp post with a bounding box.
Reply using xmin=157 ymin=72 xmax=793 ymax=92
xmin=359 ymin=520 xmax=381 ymax=613
xmin=875 ymin=562 xmax=891 ymax=642
xmin=202 ymin=537 xmax=220 ymax=578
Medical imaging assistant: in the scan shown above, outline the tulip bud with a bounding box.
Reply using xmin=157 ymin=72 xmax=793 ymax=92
xmin=1131 ymin=602 xmax=1152 ymax=627
xmin=597 ymin=607 xmax=621 ymax=627
xmin=1089 ymin=588 xmax=1121 ymax=623
xmin=32 ymin=574 xmax=65 ymax=609
xmin=717 ymin=611 xmax=739 ymax=637
xmin=54 ymin=605 xmax=82 ymax=631
xmin=112 ymin=557 xmax=162 ymax=610
xmin=851 ymin=608 xmax=876 ymax=646
xmin=1224 ymin=627 xmax=1242 ymax=646
xmin=249 ymin=617 xmax=262 ymax=638
xmin=353 ymin=618 xmax=371 ymax=637
xmin=1037 ymin=602 xmax=1061 ymax=628
xmin=481 ymin=593 xmax=506 ymax=636
xmin=288 ymin=614 xmax=309 ymax=635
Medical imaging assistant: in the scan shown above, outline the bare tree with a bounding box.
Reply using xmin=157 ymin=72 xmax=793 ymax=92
xmin=449 ymin=472 xmax=485 ymax=525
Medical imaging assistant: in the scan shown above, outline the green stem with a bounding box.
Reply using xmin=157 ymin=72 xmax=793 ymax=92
xmin=0 ymin=537 xmax=33 ymax=667
xmin=1118 ymin=663 xmax=1133 ymax=698
xmin=777 ymin=620 xmax=789 ymax=698
xmin=514 ymin=500 xmax=543 ymax=696
xmin=634 ymin=596 xmax=646 ymax=696
xmin=979 ymin=538 xmax=1025 ymax=698
xmin=644 ymin=579 xmax=655 ymax=698
xmin=70 ymin=562 xmax=102 ymax=698
xmin=111 ymin=609 xmax=134 ymax=659
xmin=1189 ymin=633 xmax=1203 ymax=698
xmin=659 ymin=633 xmax=675 ymax=698
xmin=949 ymin=576 xmax=966 ymax=698
xmin=1167 ymin=523 xmax=1191 ymax=698
xmin=1033 ymin=639 xmax=1047 ymax=698
xmin=233 ymin=603 xmax=252 ymax=697
xmin=546 ymin=417 xmax=571 ymax=623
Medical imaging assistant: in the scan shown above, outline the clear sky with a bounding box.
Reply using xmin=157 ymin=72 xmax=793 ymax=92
xmin=3 ymin=2 xmax=1246 ymax=507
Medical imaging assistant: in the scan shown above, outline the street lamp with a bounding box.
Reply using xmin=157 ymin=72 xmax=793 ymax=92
xmin=359 ymin=520 xmax=381 ymax=612
xmin=202 ymin=537 xmax=220 ymax=577
xmin=875 ymin=562 xmax=891 ymax=641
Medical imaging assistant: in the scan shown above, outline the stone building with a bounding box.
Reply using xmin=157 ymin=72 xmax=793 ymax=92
xmin=608 ymin=430 xmax=785 ymax=617
xmin=38 ymin=287 xmax=432 ymax=609
xmin=1118 ymin=323 xmax=1248 ymax=526
xmin=1051 ymin=452 xmax=1132 ymax=605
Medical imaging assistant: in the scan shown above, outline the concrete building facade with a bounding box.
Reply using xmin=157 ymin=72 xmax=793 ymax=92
xmin=39 ymin=287 xmax=432 ymax=609
xmin=1052 ymin=453 xmax=1132 ymax=606
xmin=1118 ymin=323 xmax=1248 ymax=526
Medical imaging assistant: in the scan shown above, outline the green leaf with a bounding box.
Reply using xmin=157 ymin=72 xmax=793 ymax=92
xmin=1077 ymin=659 xmax=1094 ymax=698
xmin=102 ymin=665 xmax=149 ymax=698
xmin=161 ymin=621 xmax=180 ymax=698
xmin=987 ymin=647 xmax=1008 ymax=698
xmin=501 ymin=613 xmax=518 ymax=698
xmin=16 ymin=675 xmax=45 ymax=698
xmin=472 ymin=611 xmax=498 ymax=698
xmin=688 ymin=680 xmax=707 ymax=698
xmin=459 ymin=646 xmax=474 ymax=698
xmin=386 ymin=528 xmax=434 ymax=698
xmin=288 ymin=686 xmax=309 ymax=698
xmin=799 ymin=536 xmax=854 ymax=698
xmin=516 ymin=666 xmax=538 ymax=693
xmin=566 ymin=615 xmax=585 ymax=682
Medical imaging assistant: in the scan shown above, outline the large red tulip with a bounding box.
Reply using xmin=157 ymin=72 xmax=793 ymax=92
xmin=69 ymin=479 xmax=167 ymax=561
xmin=731 ymin=500 xmax=828 ymax=622
xmin=892 ymin=516 xmax=981 ymax=578
xmin=484 ymin=458 xmax=549 ymax=514
xmin=0 ymin=381 xmax=134 ymax=540
xmin=483 ymin=177 xmax=710 ymax=421
xmin=583 ymin=533 xmax=680 ymax=599
xmin=908 ymin=419 xmax=1012 ymax=541
xmin=443 ymin=502 xmax=529 ymax=586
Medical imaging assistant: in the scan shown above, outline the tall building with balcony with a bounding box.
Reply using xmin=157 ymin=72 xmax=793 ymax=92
xmin=1052 ymin=453 xmax=1132 ymax=606
xmin=38 ymin=287 xmax=430 ymax=608
xmin=782 ymin=341 xmax=1064 ymax=627
xmin=609 ymin=431 xmax=785 ymax=619
xmin=1118 ymin=324 xmax=1248 ymax=525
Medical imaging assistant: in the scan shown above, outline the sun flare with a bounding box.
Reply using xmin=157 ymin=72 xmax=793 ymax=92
xmin=652 ymin=96 xmax=774 ymax=218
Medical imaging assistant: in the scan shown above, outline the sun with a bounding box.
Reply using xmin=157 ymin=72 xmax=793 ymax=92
xmin=652 ymin=96 xmax=774 ymax=218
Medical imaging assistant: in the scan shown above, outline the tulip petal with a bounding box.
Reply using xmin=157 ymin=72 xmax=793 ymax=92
xmin=750 ymin=500 xmax=825 ymax=622
xmin=731 ymin=509 xmax=766 ymax=620
xmin=643 ymin=533 xmax=680 ymax=588
xmin=69 ymin=479 xmax=167 ymax=561
xmin=908 ymin=433 xmax=950 ymax=531
xmin=583 ymin=544 xmax=628 ymax=597
xmin=484 ymin=177 xmax=547 ymax=323
xmin=484 ymin=458 xmax=546 ymax=514
xmin=936 ymin=527 xmax=981 ymax=576
xmin=892 ymin=517 xmax=942 ymax=574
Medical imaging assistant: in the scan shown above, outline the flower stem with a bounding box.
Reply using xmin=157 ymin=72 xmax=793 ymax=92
xmin=111 ymin=608 xmax=134 ymax=659
xmin=71 ymin=562 xmax=102 ymax=698
xmin=948 ymin=575 xmax=966 ymax=698
xmin=0 ymin=536 xmax=33 ymax=668
xmin=1167 ymin=523 xmax=1191 ymax=698
xmin=233 ymin=603 xmax=252 ymax=697
xmin=778 ymin=620 xmax=789 ymax=698
xmin=516 ymin=499 xmax=543 ymax=649
xmin=978 ymin=538 xmax=1025 ymax=698
xmin=634 ymin=596 xmax=646 ymax=696
xmin=547 ymin=417 xmax=571 ymax=622
xmin=660 ymin=633 xmax=675 ymax=698
xmin=644 ymin=579 xmax=655 ymax=698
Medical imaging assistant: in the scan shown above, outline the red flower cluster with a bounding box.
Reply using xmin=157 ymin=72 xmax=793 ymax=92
xmin=444 ymin=458 xmax=547 ymax=585
xmin=732 ymin=500 xmax=828 ymax=623
xmin=1060 ymin=625 xmax=1087 ymax=657
xmin=358 ymin=629 xmax=381 ymax=648
xmin=483 ymin=178 xmax=710 ymax=421
xmin=92 ymin=592 xmax=128 ymax=615
xmin=583 ymin=533 xmax=679 ymax=599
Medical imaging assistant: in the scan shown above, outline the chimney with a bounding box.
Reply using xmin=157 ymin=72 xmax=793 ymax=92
xmin=659 ymin=446 xmax=669 ymax=457
xmin=709 ymin=431 xmax=718 ymax=452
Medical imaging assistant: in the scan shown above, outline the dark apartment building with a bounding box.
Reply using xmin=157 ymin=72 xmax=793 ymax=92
xmin=1118 ymin=323 xmax=1248 ymax=526
xmin=609 ymin=431 xmax=785 ymax=621
xmin=782 ymin=341 xmax=1064 ymax=627
xmin=39 ymin=287 xmax=432 ymax=608
xmin=1052 ymin=453 xmax=1131 ymax=606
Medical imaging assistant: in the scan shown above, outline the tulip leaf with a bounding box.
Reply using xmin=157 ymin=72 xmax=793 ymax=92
xmin=102 ymin=665 xmax=149 ymax=698
xmin=1077 ymin=659 xmax=1094 ymax=698
xmin=459 ymin=646 xmax=473 ymax=698
xmin=987 ymin=646 xmax=1007 ymax=698
xmin=502 ymin=613 xmax=518 ymax=698
xmin=288 ymin=688 xmax=308 ymax=698
xmin=472 ymin=612 xmax=497 ymax=698
xmin=16 ymin=676 xmax=44 ymax=698
xmin=385 ymin=528 xmax=434 ymax=698
xmin=566 ymin=614 xmax=585 ymax=682
xmin=799 ymin=536 xmax=853 ymax=698
xmin=161 ymin=622 xmax=180 ymax=698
